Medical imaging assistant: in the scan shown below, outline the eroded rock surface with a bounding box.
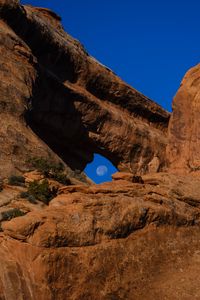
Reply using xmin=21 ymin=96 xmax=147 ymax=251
xmin=1 ymin=1 xmax=200 ymax=300
xmin=1 ymin=173 xmax=200 ymax=299
xmin=0 ymin=0 xmax=169 ymax=176
xmin=0 ymin=11 xmax=80 ymax=181
xmin=167 ymin=63 xmax=200 ymax=175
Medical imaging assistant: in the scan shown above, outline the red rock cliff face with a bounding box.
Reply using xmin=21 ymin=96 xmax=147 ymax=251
xmin=1 ymin=1 xmax=200 ymax=300
xmin=167 ymin=64 xmax=200 ymax=174
xmin=0 ymin=0 xmax=170 ymax=176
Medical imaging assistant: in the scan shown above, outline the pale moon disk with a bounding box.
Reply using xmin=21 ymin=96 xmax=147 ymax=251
xmin=96 ymin=165 xmax=108 ymax=176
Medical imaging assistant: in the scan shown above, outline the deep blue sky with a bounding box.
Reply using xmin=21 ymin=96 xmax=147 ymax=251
xmin=20 ymin=0 xmax=200 ymax=182
xmin=21 ymin=0 xmax=200 ymax=111
xmin=85 ymin=154 xmax=117 ymax=184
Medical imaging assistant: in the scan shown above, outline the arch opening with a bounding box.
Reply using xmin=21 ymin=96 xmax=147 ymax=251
xmin=84 ymin=153 xmax=118 ymax=184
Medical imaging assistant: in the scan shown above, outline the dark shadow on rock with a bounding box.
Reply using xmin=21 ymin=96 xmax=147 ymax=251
xmin=24 ymin=66 xmax=94 ymax=171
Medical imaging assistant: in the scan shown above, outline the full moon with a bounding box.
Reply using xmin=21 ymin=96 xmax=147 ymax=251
xmin=96 ymin=165 xmax=108 ymax=176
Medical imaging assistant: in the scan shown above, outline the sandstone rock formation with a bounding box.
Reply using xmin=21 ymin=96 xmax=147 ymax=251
xmin=167 ymin=63 xmax=200 ymax=175
xmin=0 ymin=0 xmax=170 ymax=177
xmin=1 ymin=173 xmax=200 ymax=299
xmin=1 ymin=1 xmax=200 ymax=300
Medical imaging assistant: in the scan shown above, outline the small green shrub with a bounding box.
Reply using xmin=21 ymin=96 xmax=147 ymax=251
xmin=8 ymin=175 xmax=25 ymax=186
xmin=27 ymin=157 xmax=70 ymax=185
xmin=27 ymin=157 xmax=52 ymax=177
xmin=20 ymin=191 xmax=29 ymax=198
xmin=27 ymin=179 xmax=58 ymax=205
xmin=27 ymin=194 xmax=37 ymax=203
xmin=53 ymin=173 xmax=71 ymax=185
xmin=20 ymin=191 xmax=37 ymax=204
xmin=2 ymin=209 xmax=26 ymax=221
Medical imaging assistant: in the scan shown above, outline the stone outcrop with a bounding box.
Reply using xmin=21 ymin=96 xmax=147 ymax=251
xmin=0 ymin=3 xmax=73 ymax=180
xmin=167 ymin=63 xmax=200 ymax=175
xmin=1 ymin=173 xmax=200 ymax=299
xmin=0 ymin=0 xmax=169 ymax=177
xmin=1 ymin=1 xmax=200 ymax=300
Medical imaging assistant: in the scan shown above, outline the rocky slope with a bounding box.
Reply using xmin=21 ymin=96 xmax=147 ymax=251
xmin=1 ymin=172 xmax=200 ymax=300
xmin=0 ymin=1 xmax=200 ymax=299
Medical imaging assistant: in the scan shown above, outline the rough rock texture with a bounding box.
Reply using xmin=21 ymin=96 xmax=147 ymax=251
xmin=1 ymin=1 xmax=200 ymax=300
xmin=0 ymin=0 xmax=170 ymax=176
xmin=167 ymin=63 xmax=200 ymax=175
xmin=1 ymin=173 xmax=200 ymax=299
xmin=0 ymin=6 xmax=84 ymax=182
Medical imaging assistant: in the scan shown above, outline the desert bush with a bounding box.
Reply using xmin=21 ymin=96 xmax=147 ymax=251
xmin=27 ymin=157 xmax=70 ymax=185
xmin=27 ymin=179 xmax=58 ymax=205
xmin=2 ymin=208 xmax=26 ymax=221
xmin=27 ymin=194 xmax=37 ymax=203
xmin=20 ymin=191 xmax=37 ymax=204
xmin=8 ymin=175 xmax=25 ymax=186
xmin=27 ymin=157 xmax=52 ymax=176
xmin=53 ymin=172 xmax=71 ymax=185
xmin=20 ymin=191 xmax=29 ymax=198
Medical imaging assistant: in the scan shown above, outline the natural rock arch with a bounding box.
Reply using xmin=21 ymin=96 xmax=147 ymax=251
xmin=0 ymin=0 xmax=170 ymax=177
